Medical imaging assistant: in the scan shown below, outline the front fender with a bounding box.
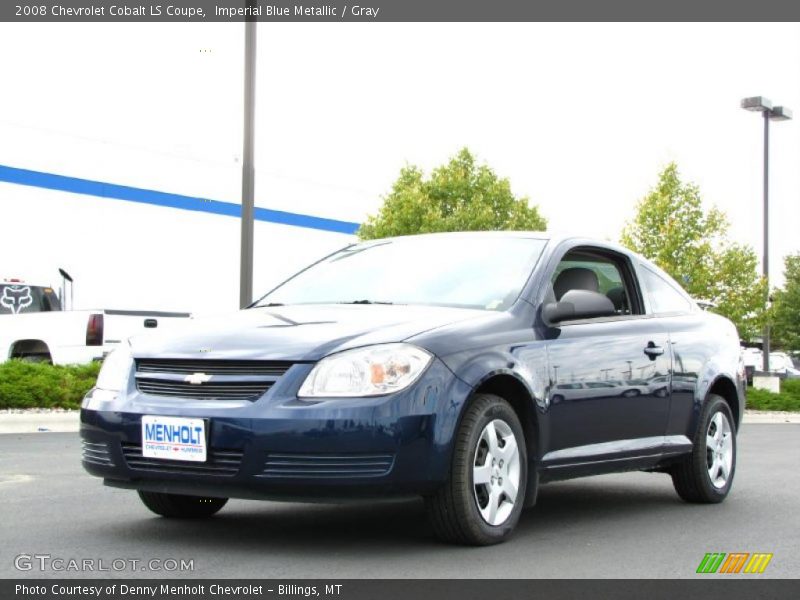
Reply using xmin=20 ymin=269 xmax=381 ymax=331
xmin=440 ymin=345 xmax=549 ymax=462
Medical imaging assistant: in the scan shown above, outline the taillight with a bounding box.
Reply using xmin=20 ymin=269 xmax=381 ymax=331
xmin=86 ymin=313 xmax=104 ymax=346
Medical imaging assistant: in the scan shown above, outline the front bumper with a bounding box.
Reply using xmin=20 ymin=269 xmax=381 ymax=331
xmin=80 ymin=358 xmax=470 ymax=500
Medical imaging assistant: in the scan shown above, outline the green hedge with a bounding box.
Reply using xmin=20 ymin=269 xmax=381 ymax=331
xmin=746 ymin=379 xmax=800 ymax=412
xmin=0 ymin=360 xmax=101 ymax=410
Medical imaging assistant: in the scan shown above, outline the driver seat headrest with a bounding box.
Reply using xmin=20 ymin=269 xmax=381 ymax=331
xmin=553 ymin=267 xmax=599 ymax=301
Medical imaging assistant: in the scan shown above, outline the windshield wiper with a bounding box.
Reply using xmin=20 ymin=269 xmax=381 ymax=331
xmin=338 ymin=300 xmax=395 ymax=305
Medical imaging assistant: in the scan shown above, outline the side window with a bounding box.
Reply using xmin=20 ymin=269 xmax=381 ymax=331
xmin=550 ymin=249 xmax=639 ymax=316
xmin=42 ymin=288 xmax=61 ymax=312
xmin=640 ymin=267 xmax=693 ymax=315
xmin=556 ymin=383 xmax=583 ymax=390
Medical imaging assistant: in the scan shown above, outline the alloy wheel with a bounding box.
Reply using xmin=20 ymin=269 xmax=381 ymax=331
xmin=472 ymin=419 xmax=521 ymax=526
xmin=706 ymin=411 xmax=733 ymax=489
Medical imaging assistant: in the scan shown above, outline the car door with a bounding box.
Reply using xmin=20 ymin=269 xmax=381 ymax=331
xmin=540 ymin=245 xmax=672 ymax=459
xmin=636 ymin=263 xmax=704 ymax=439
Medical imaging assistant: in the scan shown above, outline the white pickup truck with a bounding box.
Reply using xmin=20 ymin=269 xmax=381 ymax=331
xmin=0 ymin=277 xmax=190 ymax=365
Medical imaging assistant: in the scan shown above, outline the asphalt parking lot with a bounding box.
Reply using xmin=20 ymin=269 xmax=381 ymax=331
xmin=0 ymin=425 xmax=797 ymax=579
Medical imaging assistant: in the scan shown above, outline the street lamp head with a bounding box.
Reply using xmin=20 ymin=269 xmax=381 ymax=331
xmin=769 ymin=106 xmax=793 ymax=121
xmin=741 ymin=96 xmax=773 ymax=112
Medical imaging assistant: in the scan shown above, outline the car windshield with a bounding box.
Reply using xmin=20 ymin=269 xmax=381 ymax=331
xmin=254 ymin=236 xmax=548 ymax=311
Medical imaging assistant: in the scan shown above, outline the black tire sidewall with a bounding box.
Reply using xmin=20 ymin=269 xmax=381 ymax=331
xmin=695 ymin=395 xmax=737 ymax=500
xmin=457 ymin=395 xmax=528 ymax=543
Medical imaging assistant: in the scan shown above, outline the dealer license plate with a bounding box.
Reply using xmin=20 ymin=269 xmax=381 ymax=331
xmin=141 ymin=415 xmax=207 ymax=462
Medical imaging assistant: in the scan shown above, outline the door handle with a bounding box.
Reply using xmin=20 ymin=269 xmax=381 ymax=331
xmin=644 ymin=342 xmax=664 ymax=359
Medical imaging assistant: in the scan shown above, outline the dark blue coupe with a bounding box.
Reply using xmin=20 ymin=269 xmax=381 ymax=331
xmin=81 ymin=232 xmax=745 ymax=545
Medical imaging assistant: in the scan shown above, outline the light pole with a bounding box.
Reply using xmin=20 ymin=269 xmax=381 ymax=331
xmin=741 ymin=96 xmax=792 ymax=373
xmin=239 ymin=17 xmax=257 ymax=309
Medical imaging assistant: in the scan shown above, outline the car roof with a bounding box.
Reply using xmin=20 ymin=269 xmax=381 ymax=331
xmin=360 ymin=230 xmax=632 ymax=248
xmin=362 ymin=231 xmax=552 ymax=242
xmin=365 ymin=231 xmax=643 ymax=261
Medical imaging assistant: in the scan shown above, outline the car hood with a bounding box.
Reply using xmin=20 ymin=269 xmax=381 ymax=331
xmin=129 ymin=304 xmax=489 ymax=361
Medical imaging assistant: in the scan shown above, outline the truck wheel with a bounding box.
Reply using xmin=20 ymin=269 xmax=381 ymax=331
xmin=426 ymin=393 xmax=527 ymax=545
xmin=20 ymin=354 xmax=51 ymax=364
xmin=137 ymin=491 xmax=228 ymax=518
xmin=671 ymin=394 xmax=737 ymax=503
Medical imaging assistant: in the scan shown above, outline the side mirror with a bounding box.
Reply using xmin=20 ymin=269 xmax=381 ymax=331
xmin=542 ymin=289 xmax=616 ymax=324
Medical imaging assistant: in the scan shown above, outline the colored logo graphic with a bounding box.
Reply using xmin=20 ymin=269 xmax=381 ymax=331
xmin=696 ymin=553 xmax=773 ymax=574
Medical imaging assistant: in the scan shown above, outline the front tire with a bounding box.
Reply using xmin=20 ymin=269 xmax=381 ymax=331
xmin=138 ymin=491 xmax=228 ymax=518
xmin=671 ymin=394 xmax=737 ymax=503
xmin=426 ymin=393 xmax=527 ymax=545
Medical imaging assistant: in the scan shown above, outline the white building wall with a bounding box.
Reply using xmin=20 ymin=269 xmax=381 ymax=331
xmin=1 ymin=179 xmax=355 ymax=315
xmin=0 ymin=23 xmax=360 ymax=317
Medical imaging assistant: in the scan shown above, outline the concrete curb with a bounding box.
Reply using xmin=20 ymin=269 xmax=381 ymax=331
xmin=742 ymin=410 xmax=800 ymax=424
xmin=0 ymin=408 xmax=798 ymax=434
xmin=0 ymin=412 xmax=80 ymax=433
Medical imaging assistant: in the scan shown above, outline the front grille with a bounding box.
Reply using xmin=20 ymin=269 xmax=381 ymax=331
xmin=82 ymin=440 xmax=114 ymax=467
xmin=136 ymin=359 xmax=292 ymax=376
xmin=258 ymin=452 xmax=395 ymax=479
xmin=136 ymin=379 xmax=274 ymax=400
xmin=134 ymin=359 xmax=292 ymax=401
xmin=122 ymin=443 xmax=243 ymax=477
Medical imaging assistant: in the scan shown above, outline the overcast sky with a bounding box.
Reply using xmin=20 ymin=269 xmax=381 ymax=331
xmin=1 ymin=22 xmax=799 ymax=296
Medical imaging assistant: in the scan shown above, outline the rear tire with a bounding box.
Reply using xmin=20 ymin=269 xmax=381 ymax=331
xmin=20 ymin=354 xmax=51 ymax=363
xmin=137 ymin=491 xmax=228 ymax=518
xmin=671 ymin=394 xmax=736 ymax=503
xmin=426 ymin=393 xmax=527 ymax=545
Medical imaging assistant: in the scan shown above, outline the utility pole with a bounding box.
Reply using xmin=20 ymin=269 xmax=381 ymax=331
xmin=762 ymin=109 xmax=770 ymax=371
xmin=741 ymin=96 xmax=792 ymax=373
xmin=239 ymin=17 xmax=257 ymax=309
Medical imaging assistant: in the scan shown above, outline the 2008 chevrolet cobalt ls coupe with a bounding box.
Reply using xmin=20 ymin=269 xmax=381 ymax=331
xmin=81 ymin=232 xmax=744 ymax=545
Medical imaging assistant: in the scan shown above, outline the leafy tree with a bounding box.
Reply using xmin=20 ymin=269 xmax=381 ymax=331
xmin=358 ymin=148 xmax=546 ymax=240
xmin=772 ymin=254 xmax=800 ymax=351
xmin=621 ymin=163 xmax=766 ymax=341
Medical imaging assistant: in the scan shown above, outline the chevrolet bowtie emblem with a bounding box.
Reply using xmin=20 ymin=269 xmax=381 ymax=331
xmin=185 ymin=372 xmax=212 ymax=385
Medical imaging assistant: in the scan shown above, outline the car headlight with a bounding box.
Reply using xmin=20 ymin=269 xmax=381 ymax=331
xmin=95 ymin=345 xmax=134 ymax=392
xmin=298 ymin=343 xmax=433 ymax=398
